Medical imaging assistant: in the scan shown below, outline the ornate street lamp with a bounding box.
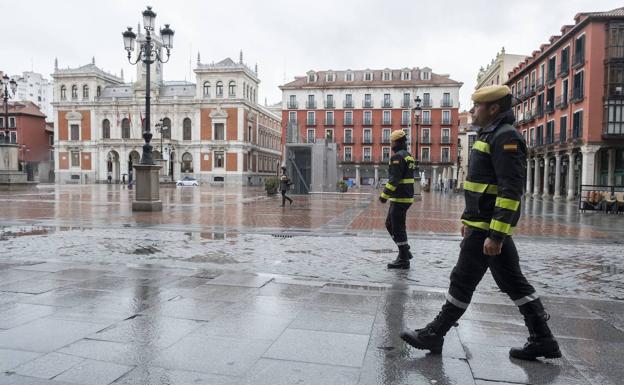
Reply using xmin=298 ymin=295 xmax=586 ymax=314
xmin=412 ymin=96 xmax=422 ymax=161
xmin=1 ymin=74 xmax=18 ymax=143
xmin=122 ymin=7 xmax=174 ymax=165
xmin=122 ymin=6 xmax=174 ymax=211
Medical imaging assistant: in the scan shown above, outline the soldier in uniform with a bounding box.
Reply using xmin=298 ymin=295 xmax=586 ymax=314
xmin=400 ymin=85 xmax=561 ymax=361
xmin=379 ymin=130 xmax=416 ymax=269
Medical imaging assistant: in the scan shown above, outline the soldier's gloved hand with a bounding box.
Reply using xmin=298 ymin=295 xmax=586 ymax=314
xmin=379 ymin=196 xmax=387 ymax=203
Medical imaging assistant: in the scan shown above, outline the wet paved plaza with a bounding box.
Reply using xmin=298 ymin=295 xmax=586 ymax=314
xmin=0 ymin=184 xmax=623 ymax=384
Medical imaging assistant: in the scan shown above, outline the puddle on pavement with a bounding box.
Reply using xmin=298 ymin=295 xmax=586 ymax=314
xmin=186 ymin=252 xmax=238 ymax=264
xmin=0 ymin=225 xmax=50 ymax=240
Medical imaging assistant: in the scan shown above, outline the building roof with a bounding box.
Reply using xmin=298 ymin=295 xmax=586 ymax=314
xmin=53 ymin=62 xmax=123 ymax=83
xmin=6 ymin=101 xmax=46 ymax=118
xmin=195 ymin=57 xmax=259 ymax=82
xmin=280 ymin=68 xmax=462 ymax=90
xmin=507 ymin=6 xmax=624 ymax=81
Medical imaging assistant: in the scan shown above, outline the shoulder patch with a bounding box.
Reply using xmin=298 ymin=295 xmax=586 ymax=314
xmin=392 ymin=160 xmax=400 ymax=164
xmin=503 ymin=143 xmax=518 ymax=152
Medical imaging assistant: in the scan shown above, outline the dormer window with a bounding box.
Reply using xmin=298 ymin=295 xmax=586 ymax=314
xmin=345 ymin=72 xmax=353 ymax=81
xmin=308 ymin=72 xmax=316 ymax=82
xmin=421 ymin=70 xmax=431 ymax=80
xmin=364 ymin=72 xmax=373 ymax=81
xmin=326 ymin=72 xmax=335 ymax=82
xmin=383 ymin=71 xmax=392 ymax=81
xmin=401 ymin=71 xmax=411 ymax=81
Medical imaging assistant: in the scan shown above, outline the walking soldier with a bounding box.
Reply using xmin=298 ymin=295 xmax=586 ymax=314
xmin=379 ymin=130 xmax=416 ymax=269
xmin=400 ymin=85 xmax=561 ymax=361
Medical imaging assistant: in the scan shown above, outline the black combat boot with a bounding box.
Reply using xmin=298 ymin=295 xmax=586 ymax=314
xmin=400 ymin=301 xmax=464 ymax=354
xmin=387 ymin=245 xmax=411 ymax=269
xmin=510 ymin=313 xmax=561 ymax=360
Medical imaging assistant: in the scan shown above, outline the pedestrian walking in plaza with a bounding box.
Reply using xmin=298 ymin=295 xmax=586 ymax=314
xmin=379 ymin=130 xmax=416 ymax=269
xmin=280 ymin=167 xmax=293 ymax=207
xmin=400 ymin=85 xmax=561 ymax=361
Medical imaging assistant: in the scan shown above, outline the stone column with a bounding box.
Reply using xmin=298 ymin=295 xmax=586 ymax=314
xmin=374 ymin=165 xmax=379 ymax=186
xmin=355 ymin=165 xmax=360 ymax=186
xmin=542 ymin=156 xmax=551 ymax=198
xmin=581 ymin=145 xmax=599 ymax=186
xmin=567 ymin=152 xmax=576 ymax=201
xmin=554 ymin=154 xmax=562 ymax=199
xmin=533 ymin=157 xmax=541 ymax=196
xmin=526 ymin=158 xmax=533 ymax=195
xmin=432 ymin=166 xmax=438 ymax=188
xmin=608 ymin=148 xmax=616 ymax=186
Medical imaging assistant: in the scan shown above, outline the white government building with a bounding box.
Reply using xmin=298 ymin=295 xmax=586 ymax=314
xmin=51 ymin=32 xmax=281 ymax=185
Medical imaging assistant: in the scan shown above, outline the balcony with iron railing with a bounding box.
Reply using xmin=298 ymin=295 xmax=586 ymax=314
xmin=363 ymin=118 xmax=374 ymax=126
xmin=401 ymin=100 xmax=411 ymax=108
xmin=362 ymin=137 xmax=374 ymax=144
xmin=343 ymin=118 xmax=354 ymax=126
xmin=382 ymin=100 xmax=393 ymax=108
xmin=324 ymin=118 xmax=335 ymax=126
xmin=325 ymin=100 xmax=335 ymax=109
xmin=362 ymin=100 xmax=374 ymax=108
xmin=545 ymin=100 xmax=555 ymax=114
xmin=381 ymin=137 xmax=391 ymax=144
xmin=422 ymin=99 xmax=432 ymax=108
xmin=306 ymin=118 xmax=316 ymax=126
xmin=547 ymin=71 xmax=557 ymax=85
xmin=570 ymin=88 xmax=584 ymax=103
xmin=441 ymin=136 xmax=451 ymax=144
xmin=342 ymin=156 xmax=354 ymax=163
xmin=343 ymin=100 xmax=354 ymax=108
xmin=382 ymin=118 xmax=392 ymax=125
xmin=608 ymin=45 xmax=624 ymax=60
xmin=361 ymin=156 xmax=374 ymax=164
xmin=440 ymin=156 xmax=451 ymax=164
xmin=420 ymin=117 xmax=432 ymax=125
xmin=441 ymin=99 xmax=453 ymax=108
xmin=382 ymin=155 xmax=391 ymax=163
xmin=441 ymin=118 xmax=452 ymax=125
xmin=536 ymin=76 xmax=545 ymax=90
xmin=535 ymin=106 xmax=545 ymax=119
xmin=421 ymin=136 xmax=431 ymax=144
xmin=555 ymin=95 xmax=568 ymax=109
xmin=559 ymin=128 xmax=567 ymax=143
xmin=572 ymin=52 xmax=585 ymax=68
xmin=572 ymin=124 xmax=583 ymax=139
xmin=306 ymin=100 xmax=317 ymax=109
xmin=401 ymin=118 xmax=411 ymax=125
xmin=287 ymin=101 xmax=299 ymax=109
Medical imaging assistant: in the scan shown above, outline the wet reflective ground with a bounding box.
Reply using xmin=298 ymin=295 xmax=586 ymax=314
xmin=0 ymin=185 xmax=623 ymax=384
xmin=0 ymin=264 xmax=622 ymax=385
xmin=0 ymin=184 xmax=621 ymax=240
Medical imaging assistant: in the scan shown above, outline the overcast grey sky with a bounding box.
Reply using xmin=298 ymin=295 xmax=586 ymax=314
xmin=2 ymin=0 xmax=622 ymax=111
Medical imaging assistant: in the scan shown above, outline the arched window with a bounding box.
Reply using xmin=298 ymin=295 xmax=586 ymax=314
xmin=252 ymin=89 xmax=256 ymax=103
xmin=243 ymin=82 xmax=246 ymax=98
xmin=216 ymin=81 xmax=223 ymax=97
xmin=181 ymin=152 xmax=193 ymax=173
xmin=183 ymin=118 xmax=192 ymax=141
xmin=203 ymin=81 xmax=211 ymax=97
xmin=60 ymin=85 xmax=66 ymax=100
xmin=121 ymin=118 xmax=130 ymax=139
xmin=161 ymin=117 xmax=171 ymax=139
xmin=71 ymin=85 xmax=78 ymax=99
xmin=228 ymin=81 xmax=236 ymax=97
xmin=102 ymin=119 xmax=110 ymax=139
xmin=96 ymin=86 xmax=101 ymax=98
xmin=82 ymin=85 xmax=89 ymax=99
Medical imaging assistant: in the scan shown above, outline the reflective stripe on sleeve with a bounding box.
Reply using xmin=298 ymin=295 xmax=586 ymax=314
xmin=472 ymin=140 xmax=491 ymax=154
xmin=490 ymin=219 xmax=513 ymax=235
xmin=513 ymin=294 xmax=539 ymax=306
xmin=399 ymin=179 xmax=414 ymax=184
xmin=389 ymin=197 xmax=414 ymax=203
xmin=495 ymin=197 xmax=520 ymax=211
xmin=380 ymin=192 xmax=391 ymax=200
xmin=384 ymin=183 xmax=397 ymax=191
xmin=461 ymin=219 xmax=490 ymax=231
xmin=446 ymin=293 xmax=470 ymax=309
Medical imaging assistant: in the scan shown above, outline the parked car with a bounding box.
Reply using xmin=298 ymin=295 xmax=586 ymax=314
xmin=176 ymin=176 xmax=199 ymax=187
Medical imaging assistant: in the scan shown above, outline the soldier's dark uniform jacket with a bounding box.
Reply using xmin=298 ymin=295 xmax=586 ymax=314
xmin=380 ymin=150 xmax=416 ymax=203
xmin=461 ymin=109 xmax=527 ymax=242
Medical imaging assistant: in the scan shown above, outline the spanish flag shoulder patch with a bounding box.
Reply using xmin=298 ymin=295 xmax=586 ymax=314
xmin=503 ymin=143 xmax=518 ymax=152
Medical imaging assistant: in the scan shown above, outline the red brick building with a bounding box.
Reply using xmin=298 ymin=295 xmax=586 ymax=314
xmin=280 ymin=67 xmax=462 ymax=186
xmin=1 ymin=101 xmax=54 ymax=182
xmin=508 ymin=6 xmax=624 ymax=200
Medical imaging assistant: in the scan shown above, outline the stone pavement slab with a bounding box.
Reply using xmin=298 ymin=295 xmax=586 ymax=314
xmin=0 ymin=245 xmax=622 ymax=384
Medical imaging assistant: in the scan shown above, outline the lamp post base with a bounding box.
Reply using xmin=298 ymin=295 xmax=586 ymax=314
xmin=132 ymin=164 xmax=163 ymax=212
